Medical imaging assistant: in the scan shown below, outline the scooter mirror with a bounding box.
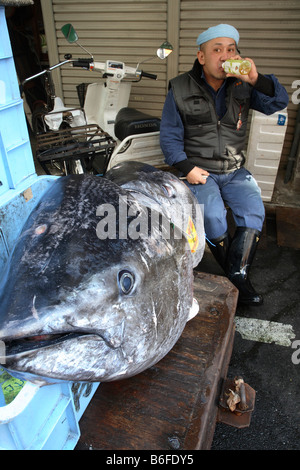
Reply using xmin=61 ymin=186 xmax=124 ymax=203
xmin=61 ymin=23 xmax=78 ymax=43
xmin=157 ymin=41 xmax=173 ymax=60
xmin=61 ymin=24 xmax=94 ymax=58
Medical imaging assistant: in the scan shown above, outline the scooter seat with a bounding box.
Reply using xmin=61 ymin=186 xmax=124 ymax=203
xmin=114 ymin=107 xmax=160 ymax=141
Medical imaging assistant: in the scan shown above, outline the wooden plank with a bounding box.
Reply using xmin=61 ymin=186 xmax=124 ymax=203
xmin=76 ymin=273 xmax=238 ymax=450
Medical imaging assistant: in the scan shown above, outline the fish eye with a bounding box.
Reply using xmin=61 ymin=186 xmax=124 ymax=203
xmin=118 ymin=270 xmax=135 ymax=295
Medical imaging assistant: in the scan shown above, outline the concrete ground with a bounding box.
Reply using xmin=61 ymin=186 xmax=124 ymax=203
xmin=199 ymin=212 xmax=300 ymax=450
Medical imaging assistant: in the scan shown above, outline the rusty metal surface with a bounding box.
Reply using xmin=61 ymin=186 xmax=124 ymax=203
xmin=218 ymin=377 xmax=256 ymax=428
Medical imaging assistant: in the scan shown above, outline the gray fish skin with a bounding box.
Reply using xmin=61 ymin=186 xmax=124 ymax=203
xmin=0 ymin=164 xmax=204 ymax=384
xmin=105 ymin=161 xmax=205 ymax=267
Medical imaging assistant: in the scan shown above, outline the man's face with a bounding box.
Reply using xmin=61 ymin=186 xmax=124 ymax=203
xmin=197 ymin=37 xmax=237 ymax=82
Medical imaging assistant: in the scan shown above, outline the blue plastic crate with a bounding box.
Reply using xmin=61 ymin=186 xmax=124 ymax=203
xmin=0 ymin=8 xmax=12 ymax=60
xmin=0 ymin=57 xmax=20 ymax=104
xmin=0 ymin=375 xmax=79 ymax=450
xmin=0 ymin=369 xmax=99 ymax=450
xmin=0 ymin=131 xmax=10 ymax=196
xmin=0 ymin=5 xmax=36 ymax=193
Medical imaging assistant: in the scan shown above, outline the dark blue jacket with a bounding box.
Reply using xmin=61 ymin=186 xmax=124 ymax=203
xmin=160 ymin=59 xmax=289 ymax=175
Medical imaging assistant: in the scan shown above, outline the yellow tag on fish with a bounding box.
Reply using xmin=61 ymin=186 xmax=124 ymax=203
xmin=186 ymin=217 xmax=199 ymax=253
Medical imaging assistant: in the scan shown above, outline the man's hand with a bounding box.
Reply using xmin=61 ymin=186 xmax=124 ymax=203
xmin=225 ymin=55 xmax=258 ymax=87
xmin=186 ymin=166 xmax=209 ymax=184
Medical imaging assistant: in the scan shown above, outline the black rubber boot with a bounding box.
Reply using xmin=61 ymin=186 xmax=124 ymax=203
xmin=208 ymin=232 xmax=231 ymax=272
xmin=226 ymin=227 xmax=263 ymax=306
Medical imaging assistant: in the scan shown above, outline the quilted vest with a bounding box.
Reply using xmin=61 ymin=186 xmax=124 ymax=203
xmin=170 ymin=64 xmax=252 ymax=173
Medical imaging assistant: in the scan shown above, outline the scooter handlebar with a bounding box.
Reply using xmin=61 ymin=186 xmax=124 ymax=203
xmin=140 ymin=70 xmax=157 ymax=80
xmin=72 ymin=58 xmax=94 ymax=69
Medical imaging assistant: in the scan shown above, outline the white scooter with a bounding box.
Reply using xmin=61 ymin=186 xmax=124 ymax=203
xmin=60 ymin=23 xmax=173 ymax=174
xmin=22 ymin=25 xmax=172 ymax=176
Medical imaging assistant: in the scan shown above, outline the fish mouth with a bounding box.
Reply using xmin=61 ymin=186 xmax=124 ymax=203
xmin=3 ymin=321 xmax=127 ymax=383
xmin=5 ymin=332 xmax=94 ymax=356
xmin=3 ymin=319 xmax=125 ymax=358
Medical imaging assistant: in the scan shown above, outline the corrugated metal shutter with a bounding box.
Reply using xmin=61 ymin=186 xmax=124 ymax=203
xmin=50 ymin=0 xmax=169 ymax=118
xmin=43 ymin=0 xmax=300 ymax=173
xmin=178 ymin=0 xmax=300 ymax=170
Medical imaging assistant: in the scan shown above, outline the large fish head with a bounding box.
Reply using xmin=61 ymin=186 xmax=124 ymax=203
xmin=0 ymin=174 xmax=195 ymax=384
xmin=105 ymin=161 xmax=205 ymax=267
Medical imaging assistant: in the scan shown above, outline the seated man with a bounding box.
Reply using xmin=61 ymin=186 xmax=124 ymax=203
xmin=160 ymin=24 xmax=289 ymax=306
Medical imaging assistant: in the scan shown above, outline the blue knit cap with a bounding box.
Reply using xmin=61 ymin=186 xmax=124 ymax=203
xmin=196 ymin=24 xmax=239 ymax=47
